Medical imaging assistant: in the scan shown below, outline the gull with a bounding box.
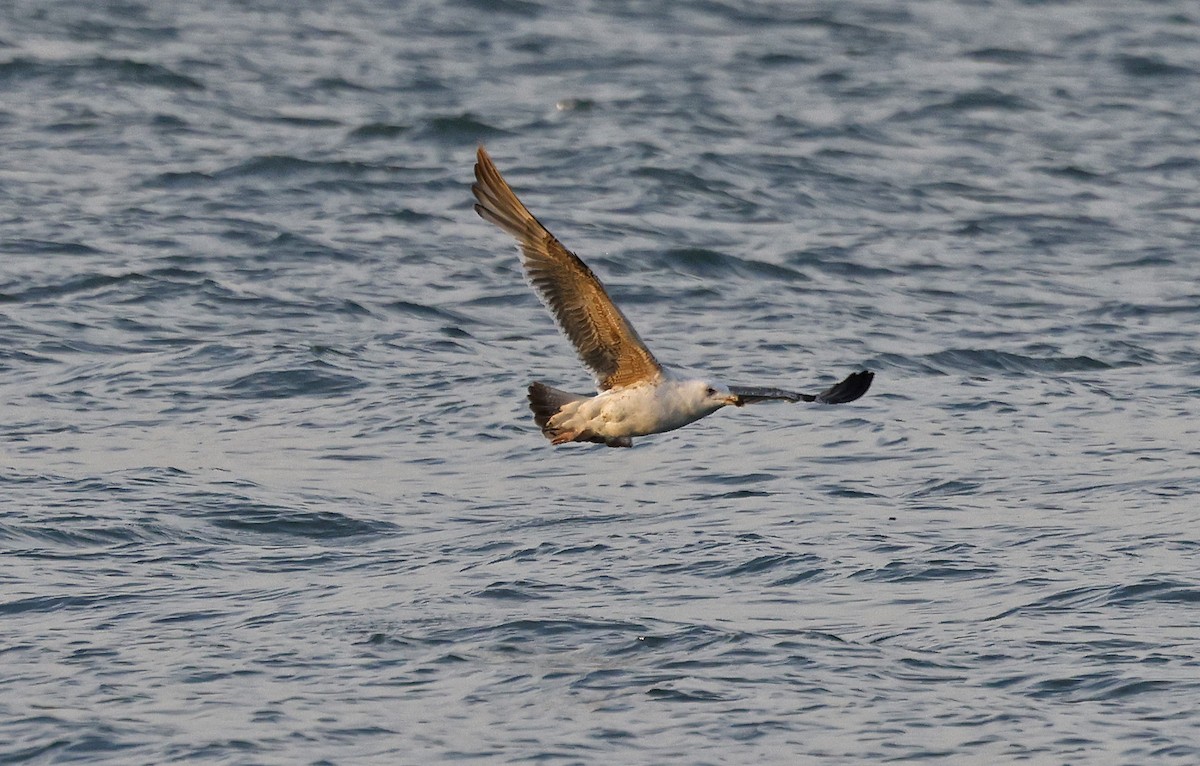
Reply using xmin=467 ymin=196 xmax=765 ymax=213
xmin=471 ymin=146 xmax=874 ymax=448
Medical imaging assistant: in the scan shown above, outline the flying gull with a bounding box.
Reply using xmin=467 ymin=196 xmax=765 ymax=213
xmin=471 ymin=145 xmax=874 ymax=448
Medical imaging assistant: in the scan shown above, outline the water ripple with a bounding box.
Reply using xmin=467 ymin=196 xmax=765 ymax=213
xmin=4 ymin=0 xmax=1200 ymax=763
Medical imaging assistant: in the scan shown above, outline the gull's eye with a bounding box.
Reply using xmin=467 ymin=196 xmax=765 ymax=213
xmin=705 ymin=386 xmax=717 ymax=396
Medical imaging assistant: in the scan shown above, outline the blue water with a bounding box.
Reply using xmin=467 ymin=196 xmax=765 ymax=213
xmin=3 ymin=1 xmax=1200 ymax=763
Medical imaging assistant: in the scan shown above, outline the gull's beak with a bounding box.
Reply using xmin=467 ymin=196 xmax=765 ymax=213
xmin=725 ymin=393 xmax=742 ymax=407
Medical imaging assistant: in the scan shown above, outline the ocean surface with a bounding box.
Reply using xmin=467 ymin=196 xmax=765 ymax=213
xmin=3 ymin=1 xmax=1199 ymax=763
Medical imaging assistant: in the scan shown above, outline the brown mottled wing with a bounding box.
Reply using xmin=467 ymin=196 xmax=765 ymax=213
xmin=730 ymin=370 xmax=874 ymax=405
xmin=472 ymin=146 xmax=663 ymax=391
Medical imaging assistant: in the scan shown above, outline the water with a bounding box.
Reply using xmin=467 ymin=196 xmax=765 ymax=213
xmin=3 ymin=0 xmax=1199 ymax=762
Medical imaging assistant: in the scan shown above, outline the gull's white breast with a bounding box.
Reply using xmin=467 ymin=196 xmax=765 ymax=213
xmin=556 ymin=380 xmax=722 ymax=440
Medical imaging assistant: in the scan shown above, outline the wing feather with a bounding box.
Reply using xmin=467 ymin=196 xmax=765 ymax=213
xmin=730 ymin=371 xmax=874 ymax=405
xmin=472 ymin=146 xmax=662 ymax=391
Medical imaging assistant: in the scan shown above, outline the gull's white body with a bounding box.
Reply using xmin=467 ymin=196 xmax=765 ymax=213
xmin=544 ymin=378 xmax=735 ymax=447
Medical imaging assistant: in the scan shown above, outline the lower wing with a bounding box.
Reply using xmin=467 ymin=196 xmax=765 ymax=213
xmin=730 ymin=370 xmax=874 ymax=406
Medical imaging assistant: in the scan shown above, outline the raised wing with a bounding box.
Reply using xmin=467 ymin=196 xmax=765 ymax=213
xmin=730 ymin=370 xmax=874 ymax=406
xmin=472 ymin=146 xmax=663 ymax=391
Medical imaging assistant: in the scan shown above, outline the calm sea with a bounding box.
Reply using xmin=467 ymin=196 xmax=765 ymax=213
xmin=3 ymin=1 xmax=1199 ymax=763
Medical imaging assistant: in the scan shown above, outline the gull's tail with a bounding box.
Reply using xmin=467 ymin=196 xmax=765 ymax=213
xmin=527 ymin=382 xmax=633 ymax=448
xmin=527 ymin=382 xmax=587 ymax=432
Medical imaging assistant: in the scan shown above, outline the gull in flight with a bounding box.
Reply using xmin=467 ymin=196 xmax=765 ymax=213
xmin=471 ymin=146 xmax=874 ymax=448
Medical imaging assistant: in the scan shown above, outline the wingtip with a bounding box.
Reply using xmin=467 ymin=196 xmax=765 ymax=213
xmin=815 ymin=369 xmax=875 ymax=404
xmin=853 ymin=369 xmax=875 ymax=400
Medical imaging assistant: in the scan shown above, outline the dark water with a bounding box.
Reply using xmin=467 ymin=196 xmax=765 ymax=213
xmin=3 ymin=1 xmax=1200 ymax=763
